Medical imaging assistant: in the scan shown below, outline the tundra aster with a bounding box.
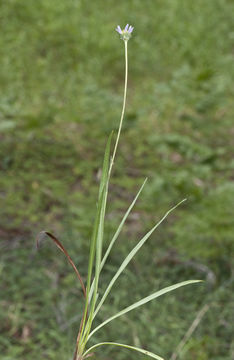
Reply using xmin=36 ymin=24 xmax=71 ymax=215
xmin=115 ymin=24 xmax=134 ymax=41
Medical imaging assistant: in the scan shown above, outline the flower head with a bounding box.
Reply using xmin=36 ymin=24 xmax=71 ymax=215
xmin=115 ymin=24 xmax=134 ymax=41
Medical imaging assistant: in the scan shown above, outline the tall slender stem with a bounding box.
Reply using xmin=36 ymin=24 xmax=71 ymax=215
xmin=75 ymin=39 xmax=129 ymax=360
xmin=109 ymin=40 xmax=128 ymax=176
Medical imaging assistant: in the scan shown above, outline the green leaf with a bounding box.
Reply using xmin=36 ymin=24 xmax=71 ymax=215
xmin=86 ymin=132 xmax=113 ymax=301
xmin=80 ymin=133 xmax=113 ymax=345
xmin=88 ymin=280 xmax=202 ymax=339
xmin=101 ymin=178 xmax=148 ymax=270
xmin=84 ymin=342 xmax=164 ymax=360
xmin=93 ymin=199 xmax=187 ymax=318
xmin=94 ymin=131 xmax=113 ymax=292
xmin=89 ymin=178 xmax=148 ymax=300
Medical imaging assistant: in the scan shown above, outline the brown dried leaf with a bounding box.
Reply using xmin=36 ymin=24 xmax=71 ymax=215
xmin=36 ymin=231 xmax=86 ymax=298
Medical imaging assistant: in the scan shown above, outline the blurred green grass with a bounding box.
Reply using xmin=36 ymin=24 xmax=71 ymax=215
xmin=0 ymin=0 xmax=233 ymax=359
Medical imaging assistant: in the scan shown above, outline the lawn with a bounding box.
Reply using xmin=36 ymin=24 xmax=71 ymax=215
xmin=0 ymin=0 xmax=233 ymax=359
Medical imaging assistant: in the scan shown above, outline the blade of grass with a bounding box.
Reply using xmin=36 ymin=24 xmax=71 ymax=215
xmin=87 ymin=133 xmax=112 ymax=309
xmin=84 ymin=342 xmax=164 ymax=360
xmin=101 ymin=178 xmax=147 ymax=268
xmin=78 ymin=188 xmax=104 ymax=345
xmin=88 ymin=178 xmax=148 ymax=301
xmin=88 ymin=280 xmax=202 ymax=340
xmin=79 ymin=133 xmax=112 ymax=347
xmin=93 ymin=199 xmax=187 ymax=318
xmin=36 ymin=231 xmax=86 ymax=298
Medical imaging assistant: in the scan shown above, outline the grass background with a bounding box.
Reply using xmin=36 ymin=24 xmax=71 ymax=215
xmin=0 ymin=0 xmax=233 ymax=359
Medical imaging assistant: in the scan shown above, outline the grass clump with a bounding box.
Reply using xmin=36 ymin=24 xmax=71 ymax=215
xmin=37 ymin=26 xmax=201 ymax=360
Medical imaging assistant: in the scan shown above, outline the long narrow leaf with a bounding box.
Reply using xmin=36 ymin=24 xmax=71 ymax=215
xmin=84 ymin=342 xmax=164 ymax=360
xmin=101 ymin=178 xmax=148 ymax=271
xmin=93 ymin=199 xmax=187 ymax=318
xmin=80 ymin=133 xmax=113 ymax=345
xmin=87 ymin=133 xmax=113 ymax=299
xmin=88 ymin=280 xmax=202 ymax=340
xmin=74 ymin=192 xmax=105 ymax=354
xmin=36 ymin=231 xmax=86 ymax=298
xmin=89 ymin=178 xmax=148 ymax=301
xmin=94 ymin=132 xmax=113 ymax=296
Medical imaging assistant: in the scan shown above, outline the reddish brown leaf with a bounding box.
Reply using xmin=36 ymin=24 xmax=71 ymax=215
xmin=36 ymin=231 xmax=86 ymax=299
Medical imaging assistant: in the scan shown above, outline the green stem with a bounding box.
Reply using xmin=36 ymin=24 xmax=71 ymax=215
xmin=109 ymin=40 xmax=128 ymax=176
xmin=87 ymin=40 xmax=129 ymax=306
xmin=76 ymin=39 xmax=129 ymax=359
